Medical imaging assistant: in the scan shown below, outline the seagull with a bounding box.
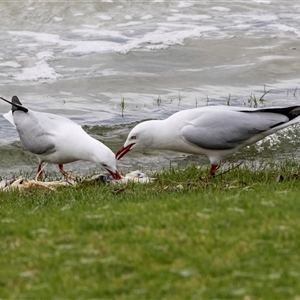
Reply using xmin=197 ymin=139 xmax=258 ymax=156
xmin=116 ymin=105 xmax=300 ymax=175
xmin=1 ymin=96 xmax=122 ymax=180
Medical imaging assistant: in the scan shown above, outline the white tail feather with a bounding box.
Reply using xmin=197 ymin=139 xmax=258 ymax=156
xmin=3 ymin=111 xmax=16 ymax=127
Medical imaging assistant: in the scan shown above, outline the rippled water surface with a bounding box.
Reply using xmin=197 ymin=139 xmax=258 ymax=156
xmin=0 ymin=1 xmax=300 ymax=177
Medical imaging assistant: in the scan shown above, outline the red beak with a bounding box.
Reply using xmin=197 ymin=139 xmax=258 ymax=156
xmin=115 ymin=143 xmax=134 ymax=160
xmin=107 ymin=169 xmax=123 ymax=180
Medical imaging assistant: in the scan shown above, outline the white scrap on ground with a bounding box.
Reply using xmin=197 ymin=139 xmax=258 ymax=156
xmin=119 ymin=170 xmax=154 ymax=183
xmin=0 ymin=170 xmax=155 ymax=192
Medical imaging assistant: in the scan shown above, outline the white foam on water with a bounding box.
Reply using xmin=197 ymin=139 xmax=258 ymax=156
xmin=116 ymin=21 xmax=144 ymax=27
xmin=140 ymin=14 xmax=154 ymax=20
xmin=168 ymin=14 xmax=211 ymax=21
xmin=97 ymin=14 xmax=112 ymax=21
xmin=259 ymin=55 xmax=297 ymax=62
xmin=53 ymin=16 xmax=63 ymax=22
xmin=177 ymin=1 xmax=194 ymax=8
xmin=213 ymin=62 xmax=256 ymax=70
xmin=65 ymin=40 xmax=125 ymax=54
xmin=14 ymin=60 xmax=60 ymax=81
xmin=141 ymin=25 xmax=217 ymax=46
xmin=8 ymin=30 xmax=123 ymax=55
xmin=2 ymin=1 xmax=300 ymax=87
xmin=0 ymin=61 xmax=21 ymax=68
xmin=67 ymin=23 xmax=219 ymax=54
xmin=9 ymin=2 xmax=290 ymax=65
xmin=224 ymin=13 xmax=278 ymax=23
xmin=36 ymin=51 xmax=55 ymax=61
xmin=248 ymin=14 xmax=278 ymax=22
xmin=145 ymin=44 xmax=169 ymax=51
xmin=229 ymin=24 xmax=252 ymax=31
xmin=211 ymin=6 xmax=231 ymax=12
xmin=269 ymin=24 xmax=300 ymax=37
xmin=72 ymin=28 xmax=125 ymax=38
xmin=74 ymin=13 xmax=85 ymax=17
xmin=253 ymin=0 xmax=271 ymax=3
xmin=8 ymin=30 xmax=61 ymax=44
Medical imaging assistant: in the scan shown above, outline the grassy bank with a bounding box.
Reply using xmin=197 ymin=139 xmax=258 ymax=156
xmin=1 ymin=162 xmax=300 ymax=299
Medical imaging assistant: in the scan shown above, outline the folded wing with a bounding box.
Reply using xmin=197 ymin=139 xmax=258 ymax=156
xmin=180 ymin=110 xmax=289 ymax=150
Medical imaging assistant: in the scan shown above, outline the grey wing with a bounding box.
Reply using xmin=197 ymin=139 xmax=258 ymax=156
xmin=14 ymin=111 xmax=56 ymax=155
xmin=180 ymin=110 xmax=288 ymax=150
xmin=19 ymin=126 xmax=56 ymax=155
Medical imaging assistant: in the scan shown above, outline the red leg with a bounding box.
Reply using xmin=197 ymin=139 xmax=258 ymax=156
xmin=208 ymin=164 xmax=220 ymax=176
xmin=59 ymin=164 xmax=67 ymax=176
xmin=58 ymin=164 xmax=75 ymax=180
xmin=37 ymin=163 xmax=43 ymax=180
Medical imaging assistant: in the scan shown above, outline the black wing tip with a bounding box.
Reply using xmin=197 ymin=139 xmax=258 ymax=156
xmin=12 ymin=95 xmax=22 ymax=105
xmin=279 ymin=106 xmax=300 ymax=120
xmin=248 ymin=106 xmax=300 ymax=121
xmin=11 ymin=95 xmax=27 ymax=113
xmin=0 ymin=95 xmax=28 ymax=113
xmin=290 ymin=106 xmax=300 ymax=117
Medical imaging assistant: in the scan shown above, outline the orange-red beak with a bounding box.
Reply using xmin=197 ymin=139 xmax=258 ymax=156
xmin=107 ymin=169 xmax=122 ymax=180
xmin=115 ymin=143 xmax=134 ymax=160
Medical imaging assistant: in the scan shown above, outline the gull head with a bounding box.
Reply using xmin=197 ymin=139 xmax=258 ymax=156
xmin=100 ymin=151 xmax=122 ymax=180
xmin=116 ymin=122 xmax=154 ymax=160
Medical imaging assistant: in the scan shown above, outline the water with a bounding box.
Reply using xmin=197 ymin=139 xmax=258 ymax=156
xmin=0 ymin=1 xmax=300 ymax=177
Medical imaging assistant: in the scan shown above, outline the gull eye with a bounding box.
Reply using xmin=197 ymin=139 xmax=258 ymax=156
xmin=102 ymin=164 xmax=108 ymax=168
xmin=131 ymin=135 xmax=137 ymax=140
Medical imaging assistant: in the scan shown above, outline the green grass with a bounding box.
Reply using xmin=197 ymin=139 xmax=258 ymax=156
xmin=1 ymin=162 xmax=300 ymax=299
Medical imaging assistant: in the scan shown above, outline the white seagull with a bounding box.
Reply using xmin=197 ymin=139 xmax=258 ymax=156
xmin=1 ymin=96 xmax=122 ymax=180
xmin=116 ymin=105 xmax=300 ymax=175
